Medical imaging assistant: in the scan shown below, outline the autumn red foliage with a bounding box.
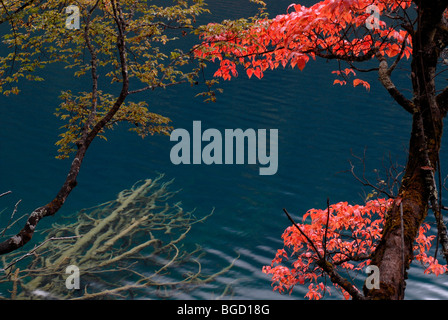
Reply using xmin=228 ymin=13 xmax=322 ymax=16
xmin=195 ymin=0 xmax=448 ymax=299
xmin=195 ymin=0 xmax=413 ymax=88
xmin=261 ymin=199 xmax=446 ymax=299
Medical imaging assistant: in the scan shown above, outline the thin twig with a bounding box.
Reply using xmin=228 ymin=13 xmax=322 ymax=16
xmin=1 ymin=199 xmax=21 ymax=237
xmin=0 ymin=191 xmax=11 ymax=198
xmin=400 ymin=203 xmax=405 ymax=278
xmin=283 ymin=208 xmax=322 ymax=260
xmin=1 ymin=236 xmax=81 ymax=272
xmin=323 ymin=198 xmax=330 ymax=260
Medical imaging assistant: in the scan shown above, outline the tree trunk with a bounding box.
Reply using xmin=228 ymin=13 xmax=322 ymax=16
xmin=365 ymin=112 xmax=442 ymax=299
xmin=365 ymin=1 xmax=447 ymax=299
xmin=0 ymin=3 xmax=130 ymax=255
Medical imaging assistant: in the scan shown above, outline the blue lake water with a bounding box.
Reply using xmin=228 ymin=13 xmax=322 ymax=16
xmin=1 ymin=0 xmax=448 ymax=300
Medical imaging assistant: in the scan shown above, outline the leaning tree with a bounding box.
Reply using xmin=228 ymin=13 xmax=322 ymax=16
xmin=0 ymin=0 xmax=209 ymax=254
xmin=195 ymin=0 xmax=448 ymax=299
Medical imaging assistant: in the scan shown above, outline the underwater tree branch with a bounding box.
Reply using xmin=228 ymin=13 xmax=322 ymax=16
xmin=0 ymin=175 xmax=234 ymax=300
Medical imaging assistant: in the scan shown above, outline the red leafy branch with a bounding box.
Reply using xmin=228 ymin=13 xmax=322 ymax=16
xmin=264 ymin=199 xmax=447 ymax=300
xmin=195 ymin=0 xmax=413 ymax=93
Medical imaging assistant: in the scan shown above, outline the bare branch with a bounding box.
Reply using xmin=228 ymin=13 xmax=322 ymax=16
xmin=376 ymin=52 xmax=416 ymax=114
xmin=1 ymin=199 xmax=21 ymax=237
xmin=0 ymin=191 xmax=12 ymax=198
xmin=348 ymin=153 xmax=397 ymax=200
xmin=1 ymin=236 xmax=81 ymax=272
xmin=323 ymin=198 xmax=330 ymax=260
xmin=315 ymin=258 xmax=366 ymax=300
xmin=283 ymin=208 xmax=322 ymax=260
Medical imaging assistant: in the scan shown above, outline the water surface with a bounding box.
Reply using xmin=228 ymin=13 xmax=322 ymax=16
xmin=1 ymin=0 xmax=448 ymax=300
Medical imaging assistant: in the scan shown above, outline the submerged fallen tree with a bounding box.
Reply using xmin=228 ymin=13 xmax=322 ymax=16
xmin=0 ymin=174 xmax=234 ymax=299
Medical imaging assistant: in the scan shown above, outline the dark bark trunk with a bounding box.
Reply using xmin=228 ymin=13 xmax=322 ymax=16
xmin=365 ymin=112 xmax=442 ymax=299
xmin=365 ymin=1 xmax=447 ymax=299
